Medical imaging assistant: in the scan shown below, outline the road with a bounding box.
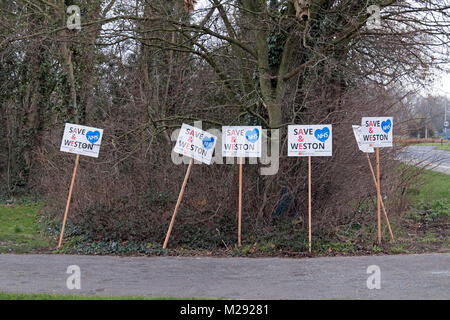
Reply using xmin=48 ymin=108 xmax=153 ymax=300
xmin=397 ymin=145 xmax=450 ymax=174
xmin=0 ymin=253 xmax=449 ymax=299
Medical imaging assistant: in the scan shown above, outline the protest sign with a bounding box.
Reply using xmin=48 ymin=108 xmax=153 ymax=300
xmin=360 ymin=117 xmax=393 ymax=148
xmin=352 ymin=125 xmax=374 ymax=153
xmin=173 ymin=123 xmax=217 ymax=165
xmin=287 ymin=124 xmax=332 ymax=253
xmin=60 ymin=123 xmax=103 ymax=158
xmin=58 ymin=123 xmax=104 ymax=248
xmin=222 ymin=126 xmax=262 ymax=246
xmin=288 ymin=125 xmax=332 ymax=157
xmin=360 ymin=117 xmax=394 ymax=244
xmin=222 ymin=126 xmax=262 ymax=158
xmin=353 ymin=125 xmax=393 ymax=241
xmin=163 ymin=124 xmax=217 ymax=249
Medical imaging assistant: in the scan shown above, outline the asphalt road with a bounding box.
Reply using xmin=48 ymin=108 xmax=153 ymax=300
xmin=0 ymin=253 xmax=449 ymax=299
xmin=397 ymin=145 xmax=450 ymax=174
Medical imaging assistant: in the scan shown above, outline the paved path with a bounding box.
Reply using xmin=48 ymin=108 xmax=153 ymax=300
xmin=0 ymin=253 xmax=449 ymax=299
xmin=397 ymin=145 xmax=450 ymax=174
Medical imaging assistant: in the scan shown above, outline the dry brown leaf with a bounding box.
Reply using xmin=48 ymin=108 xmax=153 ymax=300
xmin=184 ymin=0 xmax=198 ymax=13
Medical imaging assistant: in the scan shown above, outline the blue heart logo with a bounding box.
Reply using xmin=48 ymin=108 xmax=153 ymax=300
xmin=245 ymin=128 xmax=260 ymax=143
xmin=86 ymin=131 xmax=101 ymax=144
xmin=381 ymin=119 xmax=392 ymax=134
xmin=202 ymin=136 xmax=215 ymax=150
xmin=314 ymin=127 xmax=330 ymax=142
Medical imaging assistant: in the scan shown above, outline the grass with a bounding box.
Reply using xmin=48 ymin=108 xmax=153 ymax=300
xmin=412 ymin=142 xmax=450 ymax=151
xmin=419 ymin=232 xmax=439 ymax=243
xmin=407 ymin=168 xmax=450 ymax=223
xmin=0 ymin=202 xmax=52 ymax=253
xmin=403 ymin=167 xmax=449 ymax=253
xmin=408 ymin=169 xmax=450 ymax=204
xmin=0 ymin=292 xmax=202 ymax=300
xmin=389 ymin=243 xmax=411 ymax=254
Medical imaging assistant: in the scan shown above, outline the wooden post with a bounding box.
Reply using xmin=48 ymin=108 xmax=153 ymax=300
xmin=238 ymin=157 xmax=243 ymax=247
xmin=58 ymin=154 xmax=80 ymax=248
xmin=163 ymin=158 xmax=194 ymax=249
xmin=376 ymin=148 xmax=381 ymax=244
xmin=366 ymin=153 xmax=394 ymax=241
xmin=308 ymin=156 xmax=312 ymax=253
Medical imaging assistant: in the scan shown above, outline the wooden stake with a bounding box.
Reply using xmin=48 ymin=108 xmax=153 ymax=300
xmin=366 ymin=153 xmax=394 ymax=241
xmin=58 ymin=154 xmax=80 ymax=248
xmin=163 ymin=158 xmax=194 ymax=249
xmin=238 ymin=157 xmax=243 ymax=247
xmin=308 ymin=156 xmax=312 ymax=254
xmin=376 ymin=148 xmax=381 ymax=244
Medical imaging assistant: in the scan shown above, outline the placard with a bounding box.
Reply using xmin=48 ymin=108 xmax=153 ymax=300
xmin=288 ymin=125 xmax=332 ymax=157
xmin=60 ymin=123 xmax=103 ymax=158
xmin=173 ymin=123 xmax=217 ymax=165
xmin=352 ymin=125 xmax=374 ymax=153
xmin=360 ymin=117 xmax=393 ymax=148
xmin=222 ymin=126 xmax=262 ymax=158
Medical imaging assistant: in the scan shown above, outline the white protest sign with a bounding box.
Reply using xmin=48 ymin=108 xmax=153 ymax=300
xmin=60 ymin=123 xmax=103 ymax=158
xmin=288 ymin=125 xmax=332 ymax=157
xmin=222 ymin=126 xmax=262 ymax=158
xmin=361 ymin=117 xmax=393 ymax=148
xmin=352 ymin=125 xmax=374 ymax=153
xmin=173 ymin=123 xmax=217 ymax=165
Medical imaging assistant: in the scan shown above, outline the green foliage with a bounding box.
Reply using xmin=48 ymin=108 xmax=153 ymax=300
xmin=410 ymin=199 xmax=450 ymax=223
xmin=321 ymin=240 xmax=356 ymax=254
xmin=372 ymin=245 xmax=383 ymax=253
xmin=57 ymin=240 xmax=167 ymax=256
xmin=419 ymin=232 xmax=439 ymax=243
xmin=389 ymin=243 xmax=411 ymax=254
xmin=267 ymin=32 xmax=287 ymax=68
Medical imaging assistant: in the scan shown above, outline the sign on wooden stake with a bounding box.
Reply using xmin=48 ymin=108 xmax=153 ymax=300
xmin=163 ymin=124 xmax=217 ymax=249
xmin=58 ymin=123 xmax=103 ymax=248
xmin=353 ymin=125 xmax=394 ymax=241
xmin=288 ymin=125 xmax=333 ymax=253
xmin=222 ymin=126 xmax=262 ymax=247
xmin=360 ymin=118 xmax=394 ymax=244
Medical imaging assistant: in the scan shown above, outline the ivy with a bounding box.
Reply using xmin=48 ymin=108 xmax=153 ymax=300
xmin=267 ymin=32 xmax=287 ymax=68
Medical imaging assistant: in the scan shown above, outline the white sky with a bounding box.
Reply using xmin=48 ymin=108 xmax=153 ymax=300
xmin=432 ymin=73 xmax=450 ymax=98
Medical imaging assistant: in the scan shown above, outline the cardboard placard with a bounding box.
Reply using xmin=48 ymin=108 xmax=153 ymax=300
xmin=352 ymin=125 xmax=374 ymax=153
xmin=288 ymin=125 xmax=333 ymax=157
xmin=173 ymin=124 xmax=217 ymax=165
xmin=222 ymin=126 xmax=262 ymax=158
xmin=60 ymin=123 xmax=103 ymax=158
xmin=360 ymin=117 xmax=393 ymax=148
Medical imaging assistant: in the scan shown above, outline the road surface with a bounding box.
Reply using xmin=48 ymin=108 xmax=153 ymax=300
xmin=0 ymin=253 xmax=449 ymax=299
xmin=397 ymin=145 xmax=450 ymax=174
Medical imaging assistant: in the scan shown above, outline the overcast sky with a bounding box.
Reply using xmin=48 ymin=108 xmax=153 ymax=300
xmin=432 ymin=74 xmax=450 ymax=97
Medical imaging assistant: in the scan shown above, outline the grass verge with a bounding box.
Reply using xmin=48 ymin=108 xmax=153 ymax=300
xmin=0 ymin=292 xmax=201 ymax=300
xmin=0 ymin=202 xmax=52 ymax=253
xmin=412 ymin=142 xmax=450 ymax=151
